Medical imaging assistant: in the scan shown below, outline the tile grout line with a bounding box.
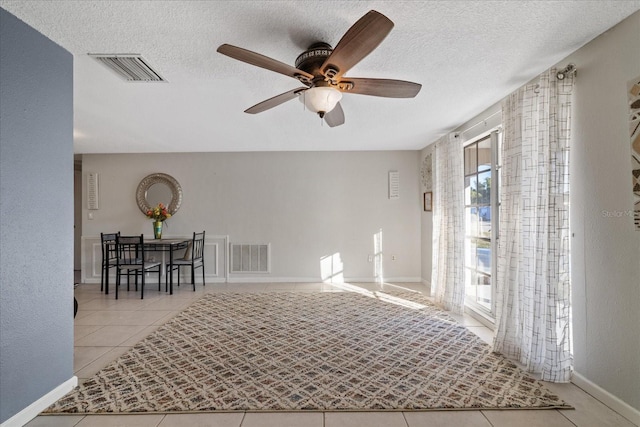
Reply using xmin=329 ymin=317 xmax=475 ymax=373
xmin=556 ymin=408 xmax=580 ymax=427
xmin=155 ymin=414 xmax=166 ymax=427
xmin=401 ymin=411 xmax=410 ymax=427
xmin=480 ymin=410 xmax=495 ymax=426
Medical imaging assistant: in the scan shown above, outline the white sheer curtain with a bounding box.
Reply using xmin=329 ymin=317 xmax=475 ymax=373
xmin=493 ymin=68 xmax=573 ymax=382
xmin=431 ymin=133 xmax=465 ymax=314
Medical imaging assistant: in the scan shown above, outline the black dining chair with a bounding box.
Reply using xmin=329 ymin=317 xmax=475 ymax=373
xmin=166 ymin=231 xmax=205 ymax=291
xmin=115 ymin=234 xmax=162 ymax=299
xmin=100 ymin=232 xmax=120 ymax=294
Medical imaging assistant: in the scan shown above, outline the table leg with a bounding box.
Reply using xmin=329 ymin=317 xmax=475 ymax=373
xmin=169 ymin=243 xmax=174 ymax=295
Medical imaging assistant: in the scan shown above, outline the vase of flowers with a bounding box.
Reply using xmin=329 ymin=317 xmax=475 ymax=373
xmin=146 ymin=203 xmax=171 ymax=239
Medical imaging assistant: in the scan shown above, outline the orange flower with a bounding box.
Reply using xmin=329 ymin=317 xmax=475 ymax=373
xmin=145 ymin=203 xmax=171 ymax=221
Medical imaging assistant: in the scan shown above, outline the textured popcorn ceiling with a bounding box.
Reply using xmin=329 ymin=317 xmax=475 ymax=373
xmin=1 ymin=1 xmax=639 ymax=153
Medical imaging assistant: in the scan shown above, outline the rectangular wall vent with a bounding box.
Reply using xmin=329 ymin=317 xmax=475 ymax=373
xmin=230 ymin=243 xmax=270 ymax=273
xmin=89 ymin=54 xmax=166 ymax=82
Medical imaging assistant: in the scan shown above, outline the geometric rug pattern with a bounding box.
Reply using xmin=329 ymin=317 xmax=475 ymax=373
xmin=45 ymin=291 xmax=571 ymax=413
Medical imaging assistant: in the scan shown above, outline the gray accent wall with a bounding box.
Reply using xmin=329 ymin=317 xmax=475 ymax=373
xmin=0 ymin=8 xmax=74 ymax=423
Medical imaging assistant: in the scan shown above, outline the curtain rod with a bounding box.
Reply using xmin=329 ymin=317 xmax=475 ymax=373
xmin=456 ymin=109 xmax=502 ymax=138
xmin=556 ymin=63 xmax=576 ymax=80
xmin=454 ymin=63 xmax=577 ymax=139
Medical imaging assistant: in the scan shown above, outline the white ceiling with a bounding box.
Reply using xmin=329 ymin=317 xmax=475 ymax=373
xmin=2 ymin=1 xmax=639 ymax=153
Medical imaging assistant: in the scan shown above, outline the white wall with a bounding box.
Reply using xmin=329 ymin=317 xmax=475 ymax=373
xmin=81 ymin=151 xmax=422 ymax=284
xmin=564 ymin=11 xmax=640 ymax=412
xmin=74 ymin=165 xmax=82 ymax=269
xmin=419 ymin=146 xmax=433 ymax=288
xmin=423 ymin=10 xmax=640 ymax=414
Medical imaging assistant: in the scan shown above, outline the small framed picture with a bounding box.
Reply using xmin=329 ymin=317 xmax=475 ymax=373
xmin=423 ymin=192 xmax=432 ymax=212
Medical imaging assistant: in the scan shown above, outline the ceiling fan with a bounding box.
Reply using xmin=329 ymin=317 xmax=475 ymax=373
xmin=217 ymin=10 xmax=422 ymax=127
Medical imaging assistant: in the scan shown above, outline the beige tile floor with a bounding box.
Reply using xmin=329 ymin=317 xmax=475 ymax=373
xmin=26 ymin=280 xmax=637 ymax=427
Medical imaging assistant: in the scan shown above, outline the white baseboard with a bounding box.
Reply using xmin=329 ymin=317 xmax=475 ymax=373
xmin=85 ymin=276 xmax=425 ymax=285
xmin=226 ymin=276 xmax=424 ymax=284
xmin=86 ymin=276 xmax=426 ymax=285
xmin=342 ymin=277 xmax=423 ymax=283
xmin=382 ymin=277 xmax=424 ymax=283
xmin=572 ymin=371 xmax=640 ymax=426
xmin=1 ymin=376 xmax=77 ymax=427
xmin=227 ymin=276 xmax=316 ymax=283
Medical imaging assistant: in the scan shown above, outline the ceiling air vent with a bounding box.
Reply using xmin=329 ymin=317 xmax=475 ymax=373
xmin=89 ymin=54 xmax=166 ymax=82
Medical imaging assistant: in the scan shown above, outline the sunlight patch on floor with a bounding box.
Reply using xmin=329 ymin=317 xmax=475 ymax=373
xmin=329 ymin=282 xmax=427 ymax=310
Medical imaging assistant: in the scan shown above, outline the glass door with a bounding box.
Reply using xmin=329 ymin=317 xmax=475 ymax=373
xmin=464 ymin=132 xmax=499 ymax=318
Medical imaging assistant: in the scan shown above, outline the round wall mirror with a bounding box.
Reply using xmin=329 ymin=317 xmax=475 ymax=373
xmin=146 ymin=183 xmax=173 ymax=208
xmin=136 ymin=173 xmax=182 ymax=216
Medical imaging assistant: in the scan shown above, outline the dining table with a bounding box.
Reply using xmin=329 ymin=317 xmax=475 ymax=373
xmin=103 ymin=238 xmax=191 ymax=296
xmin=143 ymin=238 xmax=191 ymax=295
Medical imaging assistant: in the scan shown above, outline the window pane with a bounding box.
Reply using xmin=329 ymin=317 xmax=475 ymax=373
xmin=465 ymin=208 xmax=478 ymax=237
xmin=478 ymin=207 xmax=491 ymax=238
xmin=476 ymin=273 xmax=491 ymax=309
xmin=477 ymin=137 xmax=491 ymax=172
xmin=469 ymin=175 xmax=478 ymax=204
xmin=477 ymin=171 xmax=490 ymax=205
xmin=476 ymin=242 xmax=491 ymax=274
xmin=464 ymin=144 xmax=477 ymax=175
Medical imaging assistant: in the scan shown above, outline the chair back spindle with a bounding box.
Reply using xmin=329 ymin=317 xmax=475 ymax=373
xmin=114 ymin=234 xmax=161 ymax=299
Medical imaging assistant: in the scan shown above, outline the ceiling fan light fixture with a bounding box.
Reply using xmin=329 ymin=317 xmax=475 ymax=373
xmin=301 ymin=86 xmax=342 ymax=117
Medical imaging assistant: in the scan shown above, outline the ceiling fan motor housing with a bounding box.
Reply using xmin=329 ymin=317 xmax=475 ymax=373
xmin=295 ymin=42 xmax=334 ymax=80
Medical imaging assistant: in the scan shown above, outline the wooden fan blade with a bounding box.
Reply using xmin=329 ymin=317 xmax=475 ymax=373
xmin=324 ymin=102 xmax=345 ymax=127
xmin=244 ymin=87 xmax=308 ymax=114
xmin=339 ymin=78 xmax=422 ymax=98
xmin=320 ymin=10 xmax=394 ymax=81
xmin=217 ymin=44 xmax=314 ymax=83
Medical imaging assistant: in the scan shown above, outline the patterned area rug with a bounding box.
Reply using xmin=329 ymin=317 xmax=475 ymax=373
xmin=46 ymin=291 xmax=571 ymax=413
